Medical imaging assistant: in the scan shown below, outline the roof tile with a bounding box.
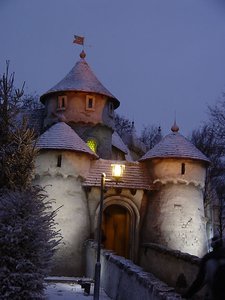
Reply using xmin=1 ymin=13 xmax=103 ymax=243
xmin=83 ymin=159 xmax=154 ymax=190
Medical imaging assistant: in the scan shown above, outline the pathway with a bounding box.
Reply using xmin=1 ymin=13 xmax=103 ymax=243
xmin=45 ymin=277 xmax=112 ymax=300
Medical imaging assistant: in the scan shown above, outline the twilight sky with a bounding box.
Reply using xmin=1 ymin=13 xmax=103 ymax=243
xmin=1 ymin=0 xmax=225 ymax=137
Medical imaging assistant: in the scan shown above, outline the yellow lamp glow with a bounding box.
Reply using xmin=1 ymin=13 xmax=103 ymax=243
xmin=111 ymin=164 xmax=125 ymax=180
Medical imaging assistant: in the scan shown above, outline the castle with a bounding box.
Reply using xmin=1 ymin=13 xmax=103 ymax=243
xmin=33 ymin=50 xmax=210 ymax=276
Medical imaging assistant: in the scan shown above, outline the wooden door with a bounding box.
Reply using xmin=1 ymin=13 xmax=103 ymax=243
xmin=103 ymin=205 xmax=131 ymax=258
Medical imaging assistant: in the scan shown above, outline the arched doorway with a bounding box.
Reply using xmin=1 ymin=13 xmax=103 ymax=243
xmin=102 ymin=205 xmax=131 ymax=258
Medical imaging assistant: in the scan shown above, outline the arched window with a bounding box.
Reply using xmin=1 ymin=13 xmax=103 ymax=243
xmin=87 ymin=138 xmax=97 ymax=153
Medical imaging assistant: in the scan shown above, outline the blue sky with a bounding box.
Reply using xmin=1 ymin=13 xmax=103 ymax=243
xmin=1 ymin=0 xmax=225 ymax=136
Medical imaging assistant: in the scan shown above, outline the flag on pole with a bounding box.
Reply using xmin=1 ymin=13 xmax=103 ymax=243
xmin=73 ymin=35 xmax=84 ymax=45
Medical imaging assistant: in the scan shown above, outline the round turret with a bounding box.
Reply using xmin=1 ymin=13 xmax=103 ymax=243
xmin=140 ymin=125 xmax=210 ymax=257
xmin=40 ymin=51 xmax=120 ymax=159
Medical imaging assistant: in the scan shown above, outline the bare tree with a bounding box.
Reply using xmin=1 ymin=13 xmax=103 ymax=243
xmin=208 ymin=98 xmax=225 ymax=140
xmin=22 ymin=92 xmax=43 ymax=110
xmin=191 ymin=123 xmax=225 ymax=239
xmin=114 ymin=113 xmax=133 ymax=137
xmin=140 ymin=125 xmax=162 ymax=150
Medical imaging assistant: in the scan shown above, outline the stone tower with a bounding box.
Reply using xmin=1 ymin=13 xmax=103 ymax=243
xmin=40 ymin=50 xmax=120 ymax=159
xmin=140 ymin=123 xmax=210 ymax=257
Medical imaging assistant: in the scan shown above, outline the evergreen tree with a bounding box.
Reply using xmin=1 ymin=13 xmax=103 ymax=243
xmin=0 ymin=188 xmax=60 ymax=299
xmin=0 ymin=62 xmax=61 ymax=299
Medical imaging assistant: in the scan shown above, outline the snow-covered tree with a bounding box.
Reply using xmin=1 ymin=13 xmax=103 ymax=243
xmin=0 ymin=62 xmax=61 ymax=299
xmin=0 ymin=188 xmax=60 ymax=299
xmin=0 ymin=119 xmax=37 ymax=190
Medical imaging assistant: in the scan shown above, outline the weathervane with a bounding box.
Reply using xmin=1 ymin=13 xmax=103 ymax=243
xmin=73 ymin=35 xmax=84 ymax=47
xmin=73 ymin=35 xmax=86 ymax=58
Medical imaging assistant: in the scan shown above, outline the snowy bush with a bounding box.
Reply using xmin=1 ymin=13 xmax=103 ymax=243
xmin=0 ymin=187 xmax=61 ymax=299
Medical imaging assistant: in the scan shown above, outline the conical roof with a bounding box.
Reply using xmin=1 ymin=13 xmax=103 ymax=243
xmin=36 ymin=122 xmax=98 ymax=158
xmin=140 ymin=127 xmax=210 ymax=163
xmin=112 ymin=131 xmax=128 ymax=154
xmin=40 ymin=51 xmax=120 ymax=108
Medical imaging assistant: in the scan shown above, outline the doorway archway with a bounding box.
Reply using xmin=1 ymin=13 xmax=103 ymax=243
xmin=95 ymin=196 xmax=140 ymax=261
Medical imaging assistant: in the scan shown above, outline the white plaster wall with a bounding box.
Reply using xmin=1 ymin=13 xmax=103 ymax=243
xmin=35 ymin=150 xmax=92 ymax=179
xmin=148 ymin=158 xmax=206 ymax=188
xmin=143 ymin=158 xmax=208 ymax=257
xmin=143 ymin=183 xmax=207 ymax=257
xmin=34 ymin=150 xmax=92 ymax=276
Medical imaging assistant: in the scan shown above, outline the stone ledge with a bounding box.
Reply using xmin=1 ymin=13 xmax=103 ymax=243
xmin=141 ymin=242 xmax=200 ymax=265
xmin=86 ymin=240 xmax=182 ymax=299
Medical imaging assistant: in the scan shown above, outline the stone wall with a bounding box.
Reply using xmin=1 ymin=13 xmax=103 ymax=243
xmin=85 ymin=240 xmax=182 ymax=300
xmin=139 ymin=243 xmax=205 ymax=298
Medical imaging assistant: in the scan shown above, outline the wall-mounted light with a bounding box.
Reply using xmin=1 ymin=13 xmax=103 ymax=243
xmin=111 ymin=164 xmax=125 ymax=180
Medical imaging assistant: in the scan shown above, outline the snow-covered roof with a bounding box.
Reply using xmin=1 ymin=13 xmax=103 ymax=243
xmin=36 ymin=122 xmax=98 ymax=158
xmin=40 ymin=52 xmax=120 ymax=108
xmin=112 ymin=131 xmax=128 ymax=154
xmin=140 ymin=130 xmax=210 ymax=163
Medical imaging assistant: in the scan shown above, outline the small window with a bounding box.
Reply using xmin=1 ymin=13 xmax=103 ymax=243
xmin=57 ymin=154 xmax=62 ymax=167
xmin=87 ymin=139 xmax=97 ymax=153
xmin=88 ymin=98 xmax=93 ymax=108
xmin=57 ymin=95 xmax=67 ymax=110
xmin=109 ymin=102 xmax=114 ymax=116
xmin=86 ymin=95 xmax=95 ymax=111
xmin=181 ymin=163 xmax=185 ymax=175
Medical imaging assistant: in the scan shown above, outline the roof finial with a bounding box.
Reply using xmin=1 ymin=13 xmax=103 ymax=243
xmin=80 ymin=50 xmax=86 ymax=59
xmin=171 ymin=111 xmax=179 ymax=133
xmin=73 ymin=35 xmax=86 ymax=59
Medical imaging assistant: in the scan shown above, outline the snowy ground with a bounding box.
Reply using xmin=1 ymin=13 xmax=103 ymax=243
xmin=45 ymin=277 xmax=112 ymax=300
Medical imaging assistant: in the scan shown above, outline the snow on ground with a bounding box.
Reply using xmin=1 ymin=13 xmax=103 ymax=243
xmin=45 ymin=277 xmax=112 ymax=300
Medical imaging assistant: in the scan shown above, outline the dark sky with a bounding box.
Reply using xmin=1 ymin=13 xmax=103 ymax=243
xmin=1 ymin=0 xmax=225 ymax=136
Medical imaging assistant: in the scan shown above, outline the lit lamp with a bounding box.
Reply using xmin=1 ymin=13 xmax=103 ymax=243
xmin=93 ymin=164 xmax=125 ymax=300
xmin=111 ymin=164 xmax=125 ymax=180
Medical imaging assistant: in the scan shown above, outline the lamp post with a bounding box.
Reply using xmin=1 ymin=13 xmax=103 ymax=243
xmin=93 ymin=164 xmax=125 ymax=300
